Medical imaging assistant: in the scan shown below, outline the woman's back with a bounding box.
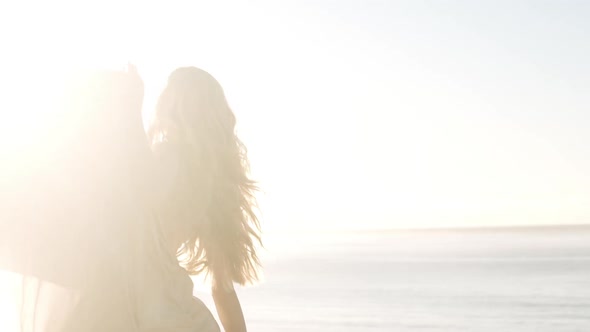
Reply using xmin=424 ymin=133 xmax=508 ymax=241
xmin=147 ymin=66 xmax=262 ymax=332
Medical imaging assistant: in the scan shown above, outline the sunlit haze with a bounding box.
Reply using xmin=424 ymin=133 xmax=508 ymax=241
xmin=1 ymin=0 xmax=589 ymax=231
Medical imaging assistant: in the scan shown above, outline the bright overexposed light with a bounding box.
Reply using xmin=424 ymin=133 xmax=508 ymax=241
xmin=1 ymin=0 xmax=587 ymax=234
xmin=0 ymin=271 xmax=21 ymax=331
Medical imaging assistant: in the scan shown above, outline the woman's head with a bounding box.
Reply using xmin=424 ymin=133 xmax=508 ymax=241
xmin=149 ymin=67 xmax=261 ymax=288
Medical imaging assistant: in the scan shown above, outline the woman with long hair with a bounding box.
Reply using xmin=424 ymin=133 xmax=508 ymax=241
xmin=146 ymin=66 xmax=262 ymax=332
xmin=0 ymin=65 xmax=260 ymax=332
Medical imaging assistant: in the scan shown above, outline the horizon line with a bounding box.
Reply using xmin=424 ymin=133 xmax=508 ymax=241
xmin=264 ymin=223 xmax=590 ymax=234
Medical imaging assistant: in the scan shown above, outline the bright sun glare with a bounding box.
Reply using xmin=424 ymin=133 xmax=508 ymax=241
xmin=1 ymin=0 xmax=590 ymax=328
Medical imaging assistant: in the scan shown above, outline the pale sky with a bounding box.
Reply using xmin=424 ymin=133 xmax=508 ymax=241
xmin=1 ymin=0 xmax=589 ymax=230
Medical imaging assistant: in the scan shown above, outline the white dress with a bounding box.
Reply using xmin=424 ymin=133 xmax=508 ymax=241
xmin=0 ymin=160 xmax=219 ymax=332
xmin=133 ymin=214 xmax=220 ymax=332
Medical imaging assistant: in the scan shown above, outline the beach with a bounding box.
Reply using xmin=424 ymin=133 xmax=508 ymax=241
xmin=197 ymin=226 xmax=590 ymax=331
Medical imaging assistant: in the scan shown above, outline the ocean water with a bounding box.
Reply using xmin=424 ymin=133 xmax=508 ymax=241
xmin=198 ymin=227 xmax=590 ymax=331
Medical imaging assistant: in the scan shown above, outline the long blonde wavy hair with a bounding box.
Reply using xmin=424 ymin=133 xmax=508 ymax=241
xmin=148 ymin=67 xmax=261 ymax=288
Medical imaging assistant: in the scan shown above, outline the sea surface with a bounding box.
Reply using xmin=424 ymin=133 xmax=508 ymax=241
xmin=197 ymin=226 xmax=590 ymax=331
